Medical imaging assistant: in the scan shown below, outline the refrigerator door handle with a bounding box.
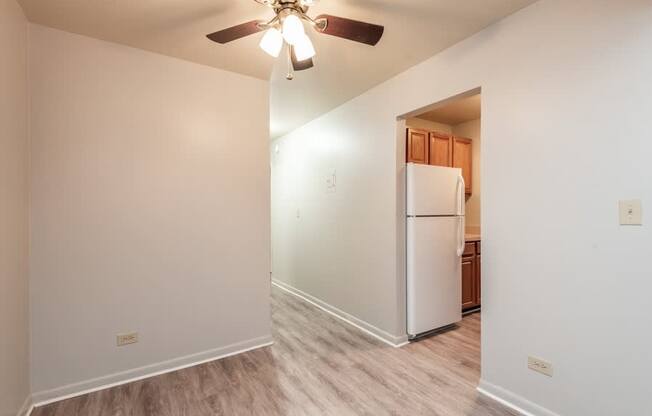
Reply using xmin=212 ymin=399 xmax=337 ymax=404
xmin=456 ymin=175 xmax=466 ymax=216
xmin=456 ymin=175 xmax=466 ymax=257
xmin=457 ymin=215 xmax=465 ymax=257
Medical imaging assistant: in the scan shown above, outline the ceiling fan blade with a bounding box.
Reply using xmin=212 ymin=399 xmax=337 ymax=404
xmin=290 ymin=46 xmax=314 ymax=71
xmin=315 ymin=14 xmax=384 ymax=46
xmin=206 ymin=20 xmax=265 ymax=44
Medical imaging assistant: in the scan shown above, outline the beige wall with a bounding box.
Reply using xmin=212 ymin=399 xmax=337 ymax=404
xmin=29 ymin=25 xmax=271 ymax=401
xmin=406 ymin=117 xmax=452 ymax=134
xmin=271 ymin=1 xmax=652 ymax=414
xmin=453 ymin=119 xmax=481 ymax=229
xmin=0 ymin=1 xmax=30 ymax=415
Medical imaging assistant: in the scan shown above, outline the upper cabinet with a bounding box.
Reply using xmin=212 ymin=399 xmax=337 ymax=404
xmin=406 ymin=129 xmax=429 ymax=165
xmin=429 ymin=132 xmax=452 ymax=167
xmin=452 ymin=137 xmax=473 ymax=194
xmin=406 ymin=128 xmax=473 ymax=195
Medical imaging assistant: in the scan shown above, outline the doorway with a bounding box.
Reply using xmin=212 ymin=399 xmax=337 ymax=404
xmin=399 ymin=89 xmax=483 ymax=341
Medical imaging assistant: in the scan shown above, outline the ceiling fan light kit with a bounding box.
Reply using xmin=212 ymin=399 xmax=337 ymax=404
xmin=294 ymin=34 xmax=316 ymax=61
xmin=206 ymin=0 xmax=384 ymax=80
xmin=259 ymin=28 xmax=284 ymax=57
xmin=281 ymin=14 xmax=306 ymax=45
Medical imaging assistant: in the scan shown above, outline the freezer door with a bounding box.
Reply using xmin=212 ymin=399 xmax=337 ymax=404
xmin=407 ymin=216 xmax=462 ymax=336
xmin=407 ymin=163 xmax=462 ymax=216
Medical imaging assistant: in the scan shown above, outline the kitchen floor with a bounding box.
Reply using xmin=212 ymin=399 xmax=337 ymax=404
xmin=32 ymin=287 xmax=514 ymax=416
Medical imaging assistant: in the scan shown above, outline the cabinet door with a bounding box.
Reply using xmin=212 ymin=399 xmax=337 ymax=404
xmin=407 ymin=129 xmax=429 ymax=164
xmin=453 ymin=137 xmax=472 ymax=194
xmin=429 ymin=132 xmax=452 ymax=167
xmin=461 ymin=256 xmax=476 ymax=310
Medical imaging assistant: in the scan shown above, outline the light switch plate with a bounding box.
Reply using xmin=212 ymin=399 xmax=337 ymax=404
xmin=325 ymin=169 xmax=336 ymax=193
xmin=619 ymin=200 xmax=642 ymax=226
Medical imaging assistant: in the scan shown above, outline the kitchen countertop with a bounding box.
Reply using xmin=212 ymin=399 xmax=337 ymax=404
xmin=465 ymin=234 xmax=481 ymax=242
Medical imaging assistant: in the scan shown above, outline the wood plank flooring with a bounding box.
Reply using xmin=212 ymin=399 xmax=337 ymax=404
xmin=32 ymin=286 xmax=516 ymax=416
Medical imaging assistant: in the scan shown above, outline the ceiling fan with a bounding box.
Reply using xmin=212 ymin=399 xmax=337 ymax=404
xmin=206 ymin=0 xmax=384 ymax=80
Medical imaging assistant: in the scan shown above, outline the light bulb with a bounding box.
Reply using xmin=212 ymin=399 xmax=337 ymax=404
xmin=259 ymin=28 xmax=283 ymax=58
xmin=282 ymin=14 xmax=305 ymax=45
xmin=294 ymin=34 xmax=316 ymax=61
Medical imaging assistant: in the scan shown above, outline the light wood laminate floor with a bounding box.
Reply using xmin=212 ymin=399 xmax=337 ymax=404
xmin=33 ymin=286 xmax=516 ymax=416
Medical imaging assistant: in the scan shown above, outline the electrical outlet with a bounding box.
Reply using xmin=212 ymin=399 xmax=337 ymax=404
xmin=117 ymin=332 xmax=138 ymax=347
xmin=528 ymin=356 xmax=553 ymax=377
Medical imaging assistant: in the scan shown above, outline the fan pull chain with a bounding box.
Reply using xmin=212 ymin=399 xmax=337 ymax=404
xmin=286 ymin=46 xmax=294 ymax=80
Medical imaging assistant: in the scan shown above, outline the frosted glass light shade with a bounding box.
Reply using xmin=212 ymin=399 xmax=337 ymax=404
xmin=259 ymin=28 xmax=283 ymax=57
xmin=294 ymin=34 xmax=316 ymax=61
xmin=282 ymin=14 xmax=305 ymax=45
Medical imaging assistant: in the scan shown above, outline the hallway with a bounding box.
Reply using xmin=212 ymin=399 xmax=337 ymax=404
xmin=33 ymin=287 xmax=514 ymax=415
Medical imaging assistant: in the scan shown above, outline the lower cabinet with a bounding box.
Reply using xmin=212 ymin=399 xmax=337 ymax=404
xmin=462 ymin=241 xmax=481 ymax=311
xmin=461 ymin=256 xmax=477 ymax=310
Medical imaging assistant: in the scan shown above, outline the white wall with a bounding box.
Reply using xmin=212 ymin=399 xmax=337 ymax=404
xmin=28 ymin=25 xmax=271 ymax=401
xmin=0 ymin=0 xmax=30 ymax=415
xmin=453 ymin=119 xmax=481 ymax=229
xmin=271 ymin=1 xmax=652 ymax=415
xmin=271 ymin=106 xmax=405 ymax=344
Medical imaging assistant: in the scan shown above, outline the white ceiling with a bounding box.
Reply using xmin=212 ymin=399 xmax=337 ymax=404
xmin=17 ymin=0 xmax=537 ymax=138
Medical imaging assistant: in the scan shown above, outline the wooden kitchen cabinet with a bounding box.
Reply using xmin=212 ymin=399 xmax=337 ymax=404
xmin=406 ymin=129 xmax=429 ymax=165
xmin=453 ymin=137 xmax=473 ymax=194
xmin=406 ymin=129 xmax=473 ymax=195
xmin=461 ymin=256 xmax=477 ymax=310
xmin=462 ymin=240 xmax=481 ymax=311
xmin=429 ymin=132 xmax=452 ymax=167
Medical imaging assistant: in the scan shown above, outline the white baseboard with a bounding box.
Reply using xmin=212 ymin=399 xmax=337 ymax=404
xmin=31 ymin=335 xmax=274 ymax=408
xmin=272 ymin=279 xmax=409 ymax=348
xmin=477 ymin=379 xmax=560 ymax=416
xmin=17 ymin=395 xmax=34 ymax=416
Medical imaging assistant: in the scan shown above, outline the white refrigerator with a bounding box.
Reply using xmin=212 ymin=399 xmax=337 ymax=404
xmin=406 ymin=163 xmax=466 ymax=338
